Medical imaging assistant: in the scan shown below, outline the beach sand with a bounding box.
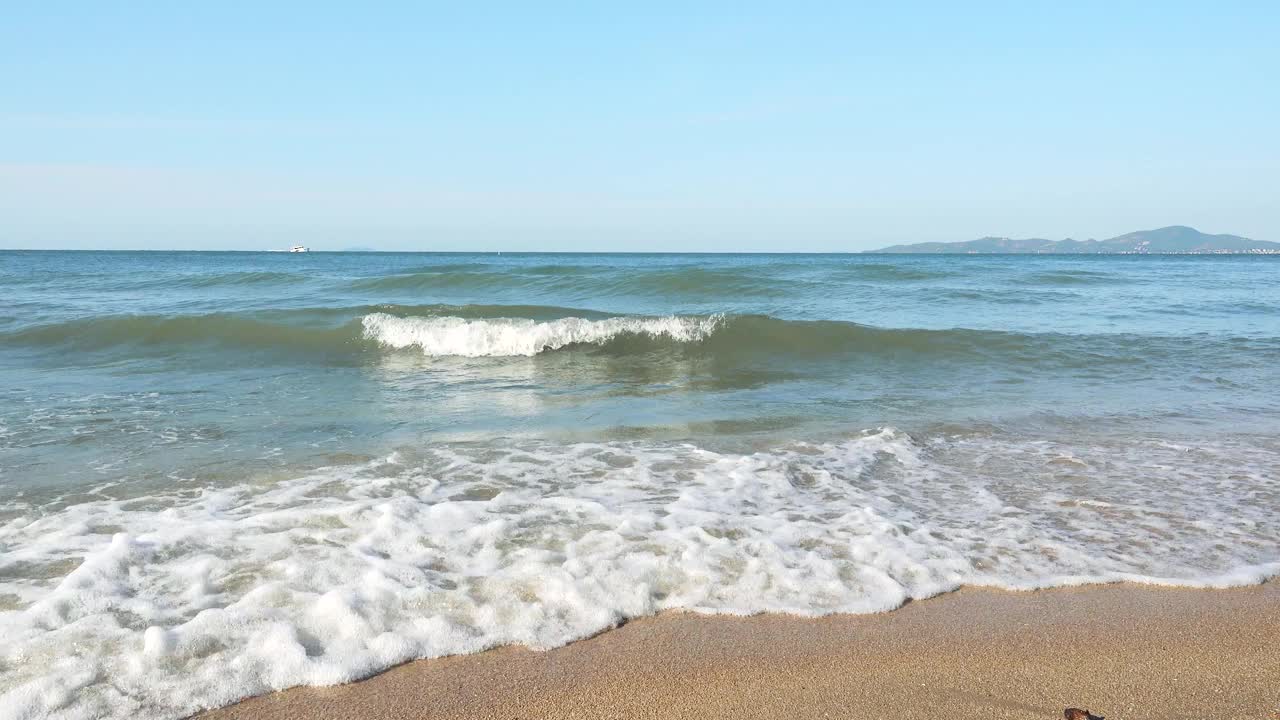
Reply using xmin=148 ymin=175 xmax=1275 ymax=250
xmin=200 ymin=582 xmax=1279 ymax=720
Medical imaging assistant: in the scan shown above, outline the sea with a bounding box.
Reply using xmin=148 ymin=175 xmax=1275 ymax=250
xmin=1 ymin=250 xmax=1278 ymax=719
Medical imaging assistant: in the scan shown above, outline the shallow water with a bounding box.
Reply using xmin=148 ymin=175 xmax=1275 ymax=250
xmin=1 ymin=251 xmax=1278 ymax=719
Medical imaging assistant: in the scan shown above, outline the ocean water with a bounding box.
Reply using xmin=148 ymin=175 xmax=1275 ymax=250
xmin=1 ymin=250 xmax=1278 ymax=719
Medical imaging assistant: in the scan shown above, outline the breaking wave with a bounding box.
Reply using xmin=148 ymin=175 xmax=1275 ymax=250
xmin=360 ymin=312 xmax=724 ymax=357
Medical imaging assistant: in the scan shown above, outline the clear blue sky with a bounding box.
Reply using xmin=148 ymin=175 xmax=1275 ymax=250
xmin=2 ymin=2 xmax=1277 ymax=251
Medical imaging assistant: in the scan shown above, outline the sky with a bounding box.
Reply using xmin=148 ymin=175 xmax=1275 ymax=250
xmin=2 ymin=1 xmax=1277 ymax=251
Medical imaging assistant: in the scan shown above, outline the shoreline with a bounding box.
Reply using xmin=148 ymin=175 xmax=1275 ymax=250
xmin=199 ymin=582 xmax=1280 ymax=720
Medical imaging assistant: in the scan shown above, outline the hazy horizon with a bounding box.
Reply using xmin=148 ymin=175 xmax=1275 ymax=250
xmin=4 ymin=3 xmax=1278 ymax=252
xmin=0 ymin=223 xmax=1271 ymax=254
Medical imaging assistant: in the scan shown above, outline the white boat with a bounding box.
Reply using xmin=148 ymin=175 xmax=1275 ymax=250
xmin=289 ymin=245 xmax=309 ymax=253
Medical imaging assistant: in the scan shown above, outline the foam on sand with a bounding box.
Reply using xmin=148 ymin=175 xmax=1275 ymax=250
xmin=1 ymin=430 xmax=1277 ymax=719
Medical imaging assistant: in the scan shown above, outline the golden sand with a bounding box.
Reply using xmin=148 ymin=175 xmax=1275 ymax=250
xmin=200 ymin=583 xmax=1279 ymax=720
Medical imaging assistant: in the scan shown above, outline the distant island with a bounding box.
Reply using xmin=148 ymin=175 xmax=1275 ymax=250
xmin=868 ymin=226 xmax=1280 ymax=254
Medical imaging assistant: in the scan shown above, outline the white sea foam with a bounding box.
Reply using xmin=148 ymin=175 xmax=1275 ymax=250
xmin=360 ymin=313 xmax=723 ymax=357
xmin=1 ymin=430 xmax=1278 ymax=720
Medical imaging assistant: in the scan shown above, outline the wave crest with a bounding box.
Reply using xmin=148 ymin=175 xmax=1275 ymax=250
xmin=361 ymin=312 xmax=724 ymax=357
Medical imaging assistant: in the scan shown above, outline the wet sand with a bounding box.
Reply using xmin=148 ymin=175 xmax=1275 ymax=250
xmin=200 ymin=582 xmax=1279 ymax=720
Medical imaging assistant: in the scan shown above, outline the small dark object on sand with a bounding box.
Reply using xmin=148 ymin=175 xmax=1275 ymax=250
xmin=1064 ymin=709 xmax=1103 ymax=720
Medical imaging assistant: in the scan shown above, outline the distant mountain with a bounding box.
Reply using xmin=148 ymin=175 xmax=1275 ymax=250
xmin=868 ymin=226 xmax=1280 ymax=254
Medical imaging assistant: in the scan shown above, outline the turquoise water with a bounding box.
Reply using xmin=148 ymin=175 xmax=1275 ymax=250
xmin=2 ymin=251 xmax=1278 ymax=719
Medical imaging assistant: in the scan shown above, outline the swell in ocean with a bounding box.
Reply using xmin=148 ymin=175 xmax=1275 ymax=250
xmin=4 ymin=252 xmax=1280 ymax=720
xmin=8 ymin=305 xmax=1279 ymax=366
xmin=3 ymin=262 xmax=968 ymax=297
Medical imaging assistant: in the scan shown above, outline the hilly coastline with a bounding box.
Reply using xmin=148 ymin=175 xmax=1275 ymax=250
xmin=869 ymin=226 xmax=1280 ymax=254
